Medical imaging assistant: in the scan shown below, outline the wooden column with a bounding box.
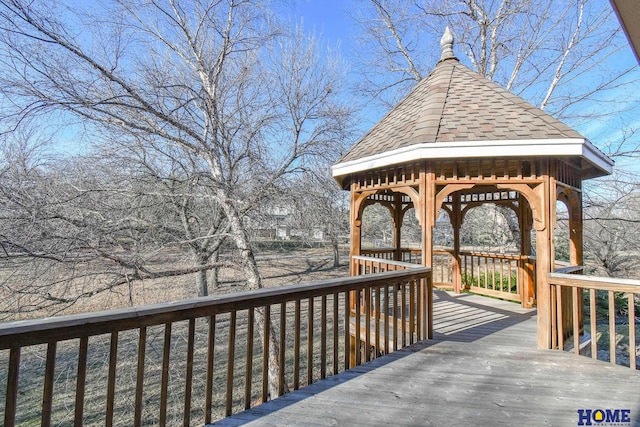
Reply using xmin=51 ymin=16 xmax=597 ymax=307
xmin=518 ymin=198 xmax=535 ymax=308
xmin=452 ymin=193 xmax=462 ymax=293
xmin=535 ymin=160 xmax=555 ymax=349
xmin=393 ymin=193 xmax=403 ymax=262
xmin=349 ymin=185 xmax=362 ymax=276
xmin=420 ymin=165 xmax=435 ymax=268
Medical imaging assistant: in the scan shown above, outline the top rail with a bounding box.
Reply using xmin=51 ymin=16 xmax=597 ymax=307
xmin=352 ymin=255 xmax=420 ymax=270
xmin=0 ymin=268 xmax=431 ymax=350
xmin=548 ymin=272 xmax=640 ymax=293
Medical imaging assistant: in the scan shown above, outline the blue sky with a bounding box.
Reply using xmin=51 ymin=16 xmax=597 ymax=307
xmin=289 ymin=0 xmax=640 ymax=174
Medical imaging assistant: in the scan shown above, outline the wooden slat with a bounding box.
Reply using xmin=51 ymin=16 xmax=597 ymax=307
xmin=204 ymin=317 xmax=215 ymax=424
xmin=333 ymin=293 xmax=338 ymax=376
xmin=307 ymin=297 xmax=314 ymax=384
xmin=556 ymin=285 xmax=564 ymax=351
xmin=293 ymin=300 xmax=301 ymax=390
xmin=160 ymin=324 xmax=172 ymax=426
xmin=401 ymin=283 xmax=407 ymax=347
xmin=245 ymin=308 xmax=254 ymax=410
xmin=262 ymin=306 xmax=270 ymax=403
xmin=589 ymin=290 xmax=597 ymax=360
xmin=226 ymin=312 xmax=236 ymax=417
xmin=364 ymin=287 xmax=371 ymax=362
xmin=74 ymin=337 xmax=88 ymax=427
xmin=4 ymin=347 xmax=20 ymax=427
xmin=106 ymin=332 xmax=118 ymax=427
xmin=184 ymin=319 xmax=195 ymax=427
xmin=628 ymin=294 xmax=636 ymax=370
xmin=393 ymin=284 xmax=399 ymax=352
xmin=384 ymin=285 xmax=390 ymax=354
xmin=609 ymin=291 xmax=616 ymax=365
xmin=344 ymin=291 xmax=350 ymax=369
xmin=375 ymin=287 xmax=381 ymax=355
xmin=320 ymin=296 xmax=327 ymax=379
xmin=409 ymin=283 xmax=415 ymax=344
xmin=572 ymin=288 xmax=580 ymax=355
xmin=278 ymin=303 xmax=286 ymax=396
xmin=41 ymin=342 xmax=56 ymax=427
xmin=355 ymin=291 xmax=361 ymax=366
xmin=134 ymin=327 xmax=147 ymax=427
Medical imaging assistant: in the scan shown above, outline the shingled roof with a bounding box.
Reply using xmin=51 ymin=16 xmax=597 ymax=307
xmin=333 ymin=28 xmax=613 ymax=182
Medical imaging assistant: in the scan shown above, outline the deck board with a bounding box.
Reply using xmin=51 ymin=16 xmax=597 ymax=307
xmin=211 ymin=291 xmax=640 ymax=426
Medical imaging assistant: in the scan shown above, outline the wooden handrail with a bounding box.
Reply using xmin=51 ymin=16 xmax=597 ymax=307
xmin=549 ymin=272 xmax=640 ymax=293
xmin=351 ymin=255 xmax=419 ymax=270
xmin=0 ymin=268 xmax=432 ymax=426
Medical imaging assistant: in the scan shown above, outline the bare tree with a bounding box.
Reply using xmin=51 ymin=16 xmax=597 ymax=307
xmin=0 ymin=0 xmax=350 ymax=397
xmin=351 ymin=0 xmax=638 ymax=120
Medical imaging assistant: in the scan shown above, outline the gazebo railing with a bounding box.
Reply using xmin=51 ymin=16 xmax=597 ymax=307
xmin=359 ymin=249 xmax=534 ymax=304
xmin=0 ymin=269 xmax=432 ymax=427
xmin=548 ymin=270 xmax=639 ymax=370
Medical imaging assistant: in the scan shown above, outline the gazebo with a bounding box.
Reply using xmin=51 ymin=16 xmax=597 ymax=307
xmin=332 ymin=28 xmax=614 ymax=349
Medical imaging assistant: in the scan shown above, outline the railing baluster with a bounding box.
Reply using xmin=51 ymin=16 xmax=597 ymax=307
xmin=393 ymin=283 xmax=399 ymax=352
xmin=42 ymin=342 xmax=56 ymax=427
xmin=572 ymin=288 xmax=580 ymax=355
xmin=375 ymin=286 xmax=381 ymax=357
xmin=408 ymin=281 xmax=415 ymax=344
xmin=245 ymin=308 xmax=254 ymax=410
xmin=204 ymin=317 xmax=215 ymax=424
xmin=184 ymin=319 xmax=195 ymax=427
xmin=106 ymin=331 xmax=118 ymax=427
xmin=556 ymin=285 xmax=564 ymax=351
xmin=384 ymin=285 xmax=390 ymax=354
xmin=262 ymin=306 xmax=270 ymax=403
xmin=225 ymin=313 xmax=236 ymax=417
xmin=307 ymin=297 xmax=314 ymax=384
xmin=321 ymin=296 xmax=327 ymax=379
xmin=364 ymin=287 xmax=371 ymax=362
xmin=629 ymin=294 xmax=636 ymax=370
xmin=4 ymin=347 xmax=20 ymax=427
xmin=401 ymin=283 xmax=407 ymax=347
xmin=278 ymin=303 xmax=286 ymax=396
xmin=589 ymin=290 xmax=597 ymax=360
xmin=609 ymin=291 xmax=616 ymax=365
xmin=294 ymin=299 xmax=301 ymax=389
xmin=135 ymin=327 xmax=147 ymax=427
xmin=333 ymin=293 xmax=339 ymax=375
xmin=160 ymin=324 xmax=172 ymax=426
xmin=344 ymin=291 xmax=351 ymax=369
xmin=355 ymin=290 xmax=361 ymax=365
xmin=74 ymin=336 xmax=88 ymax=427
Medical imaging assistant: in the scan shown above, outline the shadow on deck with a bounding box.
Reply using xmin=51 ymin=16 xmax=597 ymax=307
xmin=211 ymin=290 xmax=640 ymax=427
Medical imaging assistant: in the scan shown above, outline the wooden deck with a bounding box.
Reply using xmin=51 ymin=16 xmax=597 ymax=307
xmin=211 ymin=290 xmax=640 ymax=427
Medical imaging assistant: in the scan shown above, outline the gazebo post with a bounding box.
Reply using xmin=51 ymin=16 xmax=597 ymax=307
xmin=420 ymin=168 xmax=436 ymax=269
xmin=452 ymin=193 xmax=462 ymax=293
xmin=393 ymin=193 xmax=403 ymax=262
xmin=518 ymin=198 xmax=534 ymax=308
xmin=349 ymin=185 xmax=363 ymax=276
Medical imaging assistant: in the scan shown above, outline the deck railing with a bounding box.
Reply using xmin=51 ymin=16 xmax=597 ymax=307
xmin=0 ymin=269 xmax=432 ymax=427
xmin=548 ymin=270 xmax=639 ymax=370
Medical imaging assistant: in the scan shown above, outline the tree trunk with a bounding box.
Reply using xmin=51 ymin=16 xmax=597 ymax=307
xmin=332 ymin=238 xmax=340 ymax=267
xmin=216 ymin=188 xmax=282 ymax=398
xmin=210 ymin=251 xmax=220 ymax=290
xmin=194 ymin=252 xmax=210 ymax=297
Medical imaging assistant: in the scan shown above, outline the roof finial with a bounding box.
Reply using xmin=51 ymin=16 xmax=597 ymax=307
xmin=440 ymin=26 xmax=455 ymax=61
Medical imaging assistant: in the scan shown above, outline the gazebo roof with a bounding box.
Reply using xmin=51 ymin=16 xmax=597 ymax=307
xmin=333 ymin=29 xmax=613 ymax=184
